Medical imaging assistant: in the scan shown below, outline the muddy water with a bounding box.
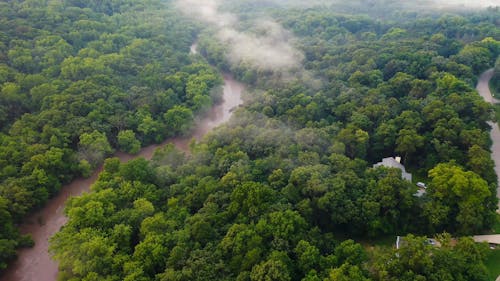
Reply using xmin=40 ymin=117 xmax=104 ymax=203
xmin=476 ymin=68 xmax=500 ymax=212
xmin=0 ymin=45 xmax=244 ymax=281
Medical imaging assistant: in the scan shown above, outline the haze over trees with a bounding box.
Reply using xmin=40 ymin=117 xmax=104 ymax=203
xmin=1 ymin=0 xmax=500 ymax=280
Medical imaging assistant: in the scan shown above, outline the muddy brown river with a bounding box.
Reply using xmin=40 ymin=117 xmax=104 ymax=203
xmin=0 ymin=45 xmax=244 ymax=281
xmin=1 ymin=62 xmax=498 ymax=281
xmin=476 ymin=68 xmax=500 ymax=212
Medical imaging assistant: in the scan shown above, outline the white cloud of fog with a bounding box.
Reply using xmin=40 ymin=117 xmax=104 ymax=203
xmin=175 ymin=0 xmax=304 ymax=71
xmin=177 ymin=0 xmax=237 ymax=27
xmin=424 ymin=0 xmax=499 ymax=9
xmin=175 ymin=0 xmax=497 ymax=87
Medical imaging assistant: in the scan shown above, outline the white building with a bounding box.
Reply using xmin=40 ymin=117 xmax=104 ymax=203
xmin=373 ymin=157 xmax=412 ymax=181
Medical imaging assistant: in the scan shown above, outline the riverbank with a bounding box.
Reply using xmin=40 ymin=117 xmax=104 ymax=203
xmin=0 ymin=47 xmax=244 ymax=281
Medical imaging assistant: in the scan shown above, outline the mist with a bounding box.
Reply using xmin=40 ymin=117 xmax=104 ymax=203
xmin=174 ymin=0 xmax=497 ymax=86
xmin=175 ymin=0 xmax=304 ymax=72
xmin=419 ymin=0 xmax=499 ymax=9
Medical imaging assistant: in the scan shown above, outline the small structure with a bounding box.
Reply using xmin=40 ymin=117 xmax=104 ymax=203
xmin=414 ymin=182 xmax=427 ymax=197
xmin=373 ymin=156 xmax=412 ymax=181
xmin=413 ymin=189 xmax=426 ymax=198
xmin=473 ymin=235 xmax=500 ymax=248
xmin=416 ymin=182 xmax=427 ymax=189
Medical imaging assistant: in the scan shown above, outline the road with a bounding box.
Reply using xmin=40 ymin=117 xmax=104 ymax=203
xmin=476 ymin=68 xmax=500 ymax=213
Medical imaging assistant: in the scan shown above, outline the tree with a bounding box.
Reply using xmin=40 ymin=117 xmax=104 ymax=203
xmin=372 ymin=234 xmax=489 ymax=281
xmin=466 ymin=145 xmax=496 ymax=184
xmin=454 ymin=45 xmax=492 ymax=74
xmin=294 ymin=240 xmax=321 ymax=274
xmin=228 ymin=182 xmax=276 ymax=221
xmin=250 ymin=251 xmax=292 ymax=281
xmin=334 ymin=240 xmax=367 ymax=266
xmin=426 ymin=163 xmax=492 ymax=234
xmin=256 ymin=210 xmax=307 ymax=251
xmin=337 ymin=125 xmax=369 ymax=159
xmin=118 ymin=130 xmax=141 ymax=154
xmin=50 ymin=228 xmax=116 ymax=279
xmin=373 ymin=122 xmax=397 ymax=156
xmin=364 ymin=167 xmax=418 ymax=235
xmin=78 ymin=130 xmax=114 ymax=167
xmin=60 ymin=56 xmax=111 ymax=81
xmin=219 ymin=224 xmax=264 ymax=272
xmin=373 ymin=234 xmax=434 ymax=281
xmin=326 ymin=264 xmax=369 ymax=281
xmin=395 ymin=129 xmax=424 ymax=163
xmin=163 ymin=105 xmax=194 ymax=136
xmin=119 ymin=158 xmax=155 ymax=183
xmin=0 ymin=196 xmax=18 ymax=270
xmin=137 ymin=113 xmax=163 ymax=144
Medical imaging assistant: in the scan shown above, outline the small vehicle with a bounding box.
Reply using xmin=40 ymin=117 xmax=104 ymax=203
xmin=417 ymin=182 xmax=427 ymax=189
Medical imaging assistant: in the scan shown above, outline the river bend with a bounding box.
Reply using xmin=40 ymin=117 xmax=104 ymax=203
xmin=0 ymin=45 xmax=244 ymax=281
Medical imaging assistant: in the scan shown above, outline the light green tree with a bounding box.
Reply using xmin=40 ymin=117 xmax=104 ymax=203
xmin=118 ymin=130 xmax=141 ymax=154
xmin=427 ymin=163 xmax=491 ymax=234
xmin=78 ymin=130 xmax=114 ymax=167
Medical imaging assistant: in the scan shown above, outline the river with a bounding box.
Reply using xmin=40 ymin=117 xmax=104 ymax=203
xmin=476 ymin=68 xmax=500 ymax=212
xmin=1 ymin=58 xmax=497 ymax=281
xmin=0 ymin=44 xmax=244 ymax=281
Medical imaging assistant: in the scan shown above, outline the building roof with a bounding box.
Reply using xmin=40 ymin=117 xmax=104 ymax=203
xmin=473 ymin=235 xmax=500 ymax=245
xmin=373 ymin=157 xmax=412 ymax=181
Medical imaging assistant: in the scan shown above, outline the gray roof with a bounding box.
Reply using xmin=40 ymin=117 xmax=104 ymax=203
xmin=373 ymin=157 xmax=412 ymax=181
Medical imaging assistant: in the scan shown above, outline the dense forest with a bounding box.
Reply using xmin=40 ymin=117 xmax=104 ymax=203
xmin=0 ymin=0 xmax=221 ymax=271
xmin=1 ymin=0 xmax=500 ymax=280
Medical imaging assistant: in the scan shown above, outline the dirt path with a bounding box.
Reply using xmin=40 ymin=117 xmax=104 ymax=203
xmin=476 ymin=68 xmax=500 ymax=213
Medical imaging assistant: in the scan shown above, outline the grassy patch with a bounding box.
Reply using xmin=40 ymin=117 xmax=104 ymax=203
xmin=485 ymin=249 xmax=500 ymax=281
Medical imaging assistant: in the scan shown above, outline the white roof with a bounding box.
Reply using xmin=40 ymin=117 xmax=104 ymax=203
xmin=473 ymin=235 xmax=500 ymax=245
xmin=373 ymin=157 xmax=412 ymax=181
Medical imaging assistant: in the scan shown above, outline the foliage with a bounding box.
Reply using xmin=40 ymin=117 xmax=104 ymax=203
xmin=1 ymin=0 xmax=500 ymax=278
xmin=484 ymin=250 xmax=500 ymax=281
xmin=493 ymin=214 xmax=500 ymax=234
xmin=117 ymin=130 xmax=141 ymax=154
xmin=50 ymin=2 xmax=500 ymax=280
xmin=426 ymin=163 xmax=493 ymax=234
xmin=371 ymin=234 xmax=490 ymax=281
xmin=78 ymin=130 xmax=114 ymax=167
xmin=0 ymin=0 xmax=221 ymax=269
